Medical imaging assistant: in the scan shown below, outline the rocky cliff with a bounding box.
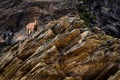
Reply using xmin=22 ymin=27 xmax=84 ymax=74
xmin=0 ymin=11 xmax=120 ymax=80
xmin=0 ymin=0 xmax=120 ymax=80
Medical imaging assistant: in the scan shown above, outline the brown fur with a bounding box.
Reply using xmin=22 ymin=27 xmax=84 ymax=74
xmin=26 ymin=17 xmax=39 ymax=36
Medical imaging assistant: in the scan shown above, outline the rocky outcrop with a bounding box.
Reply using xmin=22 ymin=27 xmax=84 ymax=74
xmin=0 ymin=0 xmax=79 ymax=50
xmin=0 ymin=0 xmax=120 ymax=80
xmin=0 ymin=14 xmax=120 ymax=80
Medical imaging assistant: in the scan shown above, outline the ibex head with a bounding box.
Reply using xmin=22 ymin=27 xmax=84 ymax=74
xmin=33 ymin=17 xmax=39 ymax=26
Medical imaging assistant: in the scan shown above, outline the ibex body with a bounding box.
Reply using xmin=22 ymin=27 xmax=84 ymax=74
xmin=26 ymin=17 xmax=38 ymax=36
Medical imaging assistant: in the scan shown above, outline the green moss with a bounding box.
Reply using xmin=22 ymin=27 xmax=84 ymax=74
xmin=108 ymin=0 xmax=113 ymax=3
xmin=78 ymin=3 xmax=96 ymax=28
xmin=80 ymin=12 xmax=91 ymax=27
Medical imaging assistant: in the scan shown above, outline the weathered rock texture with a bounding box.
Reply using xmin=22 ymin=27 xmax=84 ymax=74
xmin=108 ymin=70 xmax=120 ymax=80
xmin=0 ymin=13 xmax=120 ymax=80
xmin=0 ymin=0 xmax=120 ymax=80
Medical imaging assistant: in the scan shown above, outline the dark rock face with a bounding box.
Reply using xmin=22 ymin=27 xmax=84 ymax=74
xmin=77 ymin=0 xmax=120 ymax=38
xmin=0 ymin=0 xmax=78 ymax=32
xmin=0 ymin=0 xmax=78 ymax=47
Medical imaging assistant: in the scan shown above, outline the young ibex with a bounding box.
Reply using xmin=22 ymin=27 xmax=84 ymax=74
xmin=26 ymin=17 xmax=39 ymax=36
